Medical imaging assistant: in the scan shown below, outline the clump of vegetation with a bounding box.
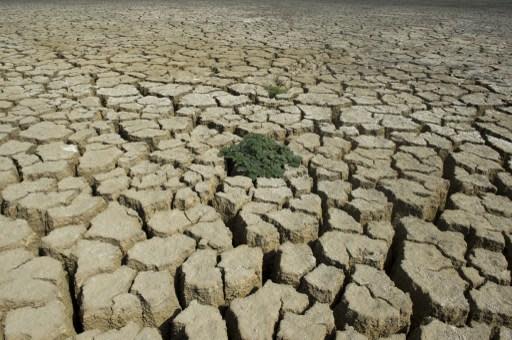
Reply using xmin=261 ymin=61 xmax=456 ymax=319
xmin=221 ymin=134 xmax=301 ymax=180
xmin=265 ymin=83 xmax=288 ymax=98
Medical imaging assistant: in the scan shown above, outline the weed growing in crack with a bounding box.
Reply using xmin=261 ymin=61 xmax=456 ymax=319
xmin=221 ymin=133 xmax=301 ymax=180
xmin=265 ymin=81 xmax=288 ymax=98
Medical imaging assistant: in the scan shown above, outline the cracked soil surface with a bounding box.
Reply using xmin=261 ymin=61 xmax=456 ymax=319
xmin=0 ymin=0 xmax=512 ymax=339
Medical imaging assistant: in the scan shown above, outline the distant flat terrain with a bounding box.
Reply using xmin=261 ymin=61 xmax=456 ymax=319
xmin=0 ymin=1 xmax=511 ymax=339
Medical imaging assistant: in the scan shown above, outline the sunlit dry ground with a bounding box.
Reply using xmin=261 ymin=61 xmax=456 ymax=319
xmin=0 ymin=1 xmax=511 ymax=339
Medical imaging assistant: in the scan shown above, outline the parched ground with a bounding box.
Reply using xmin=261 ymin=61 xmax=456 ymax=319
xmin=0 ymin=0 xmax=512 ymax=339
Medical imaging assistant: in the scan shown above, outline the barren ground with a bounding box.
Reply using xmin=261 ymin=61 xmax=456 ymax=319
xmin=0 ymin=1 xmax=511 ymax=339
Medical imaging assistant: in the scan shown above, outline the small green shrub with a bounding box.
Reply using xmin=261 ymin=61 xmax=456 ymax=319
xmin=265 ymin=84 xmax=288 ymax=98
xmin=221 ymin=134 xmax=301 ymax=180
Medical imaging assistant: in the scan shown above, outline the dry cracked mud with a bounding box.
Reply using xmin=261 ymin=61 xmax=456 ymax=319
xmin=0 ymin=0 xmax=512 ymax=339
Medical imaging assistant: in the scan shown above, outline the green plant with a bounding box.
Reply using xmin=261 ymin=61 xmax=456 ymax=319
xmin=221 ymin=134 xmax=301 ymax=180
xmin=265 ymin=84 xmax=288 ymax=98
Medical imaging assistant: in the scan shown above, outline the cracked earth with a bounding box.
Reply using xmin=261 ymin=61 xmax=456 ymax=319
xmin=0 ymin=0 xmax=512 ymax=339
